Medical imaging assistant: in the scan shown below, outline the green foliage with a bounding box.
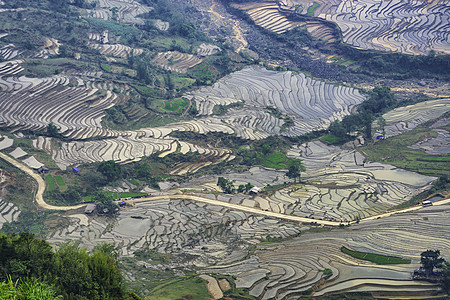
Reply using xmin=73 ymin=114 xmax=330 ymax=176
xmin=97 ymin=160 xmax=122 ymax=182
xmin=443 ymin=262 xmax=450 ymax=292
xmin=0 ymin=233 xmax=128 ymax=300
xmin=285 ymin=163 xmax=304 ymax=182
xmin=420 ymin=250 xmax=445 ymax=275
xmin=320 ymin=134 xmax=345 ymax=145
xmin=341 ymin=246 xmax=410 ymax=264
xmin=46 ymin=122 xmax=61 ymax=138
xmin=0 ymin=276 xmax=62 ymax=300
xmin=217 ymin=177 xmax=235 ymax=194
xmin=328 ymin=87 xmax=396 ymax=139
xmin=53 ymin=176 xmax=65 ymax=186
xmin=0 ymin=232 xmax=54 ymax=281
xmin=261 ymin=151 xmax=303 ymax=171
xmin=93 ymin=191 xmax=118 ymax=215
xmin=262 ymin=235 xmax=283 ymax=243
xmin=360 ymin=87 xmax=397 ymax=115
xmin=212 ymin=101 xmax=244 ymax=115
xmin=45 ymin=175 xmax=57 ymax=192
xmin=321 ymin=268 xmax=333 ymax=276
xmin=237 ymin=182 xmax=254 ymax=193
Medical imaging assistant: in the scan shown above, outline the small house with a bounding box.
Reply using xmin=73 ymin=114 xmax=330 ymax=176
xmin=84 ymin=203 xmax=96 ymax=214
xmin=249 ymin=187 xmax=261 ymax=195
xmin=73 ymin=166 xmax=80 ymax=174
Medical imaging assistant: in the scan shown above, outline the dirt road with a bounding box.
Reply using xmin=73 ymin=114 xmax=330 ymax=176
xmin=122 ymin=194 xmax=342 ymax=226
xmin=0 ymin=152 xmax=85 ymax=211
xmin=2 ymin=151 xmax=448 ymax=224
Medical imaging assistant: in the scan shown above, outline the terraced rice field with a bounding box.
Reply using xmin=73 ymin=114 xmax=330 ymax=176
xmin=409 ymin=119 xmax=450 ymax=155
xmin=34 ymin=134 xmax=234 ymax=171
xmin=0 ymin=198 xmax=20 ymax=230
xmin=376 ymin=98 xmax=450 ymax=138
xmin=281 ymin=0 xmax=450 ymax=55
xmin=197 ymin=43 xmax=221 ymax=56
xmin=232 ymin=2 xmax=304 ymax=34
xmin=88 ymin=30 xmax=109 ymax=44
xmin=204 ymin=204 xmax=449 ymax=298
xmin=0 ymin=43 xmax=19 ymax=60
xmin=89 ymin=42 xmax=144 ymax=58
xmin=85 ymin=0 xmax=152 ymax=25
xmin=47 ymin=198 xmax=304 ymax=260
xmin=0 ymin=170 xmax=20 ymax=230
xmin=0 ymin=62 xmax=125 ymax=139
xmin=152 ymin=51 xmax=203 ymax=73
xmin=189 ymin=66 xmax=365 ymax=137
xmin=170 ymin=141 xmax=434 ymax=222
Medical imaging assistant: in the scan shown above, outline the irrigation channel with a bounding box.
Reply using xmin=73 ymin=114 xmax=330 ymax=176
xmin=1 ymin=152 xmax=449 ymax=225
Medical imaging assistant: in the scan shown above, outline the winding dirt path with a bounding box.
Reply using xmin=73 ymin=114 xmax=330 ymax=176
xmin=0 ymin=152 xmax=85 ymax=211
xmin=209 ymin=0 xmax=248 ymax=52
xmin=2 ymin=151 xmax=448 ymax=224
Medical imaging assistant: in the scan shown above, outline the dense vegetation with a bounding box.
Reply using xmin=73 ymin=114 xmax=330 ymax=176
xmin=0 ymin=232 xmax=137 ymax=299
xmin=329 ymin=87 xmax=396 ymax=141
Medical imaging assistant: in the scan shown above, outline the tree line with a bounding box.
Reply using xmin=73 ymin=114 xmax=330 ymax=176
xmin=0 ymin=232 xmax=139 ymax=299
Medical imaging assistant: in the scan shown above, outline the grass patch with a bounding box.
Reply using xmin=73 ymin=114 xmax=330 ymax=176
xmin=129 ymin=179 xmax=140 ymax=185
xmin=307 ymin=3 xmax=320 ymax=16
xmin=360 ymin=125 xmax=450 ymax=176
xmin=119 ymin=192 xmax=147 ymax=198
xmin=101 ymin=63 xmax=113 ymax=72
xmin=152 ymin=97 xmax=189 ymax=114
xmin=45 ymin=175 xmax=57 ymax=191
xmin=417 ymin=156 xmax=450 ymax=162
xmin=320 ymin=134 xmax=345 ymax=145
xmin=54 ymin=175 xmax=65 ymax=186
xmin=146 ymin=276 xmax=211 ymax=300
xmin=133 ymin=85 xmax=162 ymax=98
xmin=82 ymin=191 xmax=146 ymax=202
xmin=261 ymin=151 xmax=300 ymax=170
xmin=321 ymin=268 xmax=333 ymax=276
xmin=263 ymin=183 xmax=288 ymax=193
xmin=341 ymin=246 xmax=410 ymax=264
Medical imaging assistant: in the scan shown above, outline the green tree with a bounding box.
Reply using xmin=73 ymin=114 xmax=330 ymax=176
xmin=47 ymin=122 xmax=61 ymax=138
xmin=443 ymin=261 xmax=450 ymax=292
xmin=0 ymin=232 xmax=54 ymax=281
xmin=420 ymin=250 xmax=445 ymax=276
xmin=93 ymin=192 xmax=118 ymax=215
xmin=217 ymin=177 xmax=235 ymax=194
xmin=286 ymin=162 xmax=305 ymax=183
xmin=97 ymin=160 xmax=122 ymax=182
xmin=53 ymin=243 xmax=93 ymax=299
xmin=88 ymin=249 xmax=124 ymax=299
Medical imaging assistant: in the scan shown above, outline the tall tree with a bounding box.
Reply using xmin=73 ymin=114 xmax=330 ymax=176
xmin=97 ymin=160 xmax=122 ymax=182
xmin=286 ymin=162 xmax=305 ymax=183
xmin=420 ymin=250 xmax=445 ymax=276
